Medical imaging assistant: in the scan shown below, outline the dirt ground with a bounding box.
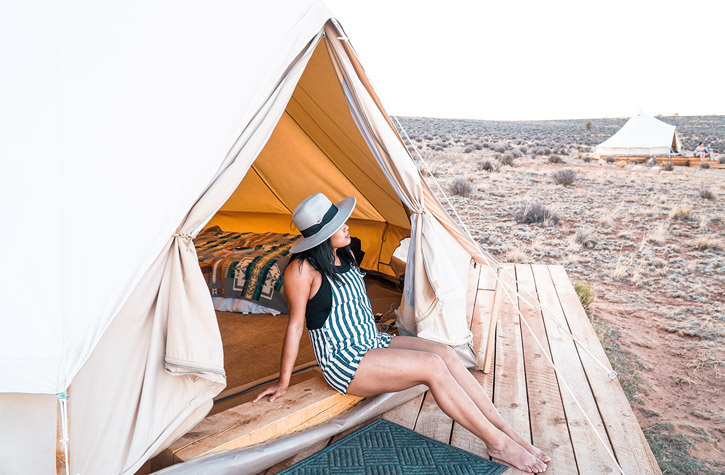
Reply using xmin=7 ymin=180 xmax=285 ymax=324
xmin=396 ymin=116 xmax=724 ymax=474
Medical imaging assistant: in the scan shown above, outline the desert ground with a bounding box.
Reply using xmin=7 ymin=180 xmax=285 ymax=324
xmin=395 ymin=115 xmax=724 ymax=474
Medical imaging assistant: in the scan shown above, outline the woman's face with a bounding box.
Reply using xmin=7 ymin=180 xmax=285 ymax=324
xmin=329 ymin=223 xmax=351 ymax=250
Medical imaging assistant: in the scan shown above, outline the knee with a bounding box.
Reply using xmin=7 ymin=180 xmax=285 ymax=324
xmin=433 ymin=342 xmax=459 ymax=365
xmin=419 ymin=353 xmax=450 ymax=382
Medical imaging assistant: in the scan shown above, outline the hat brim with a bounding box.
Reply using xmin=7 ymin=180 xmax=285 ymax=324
xmin=290 ymin=196 xmax=356 ymax=253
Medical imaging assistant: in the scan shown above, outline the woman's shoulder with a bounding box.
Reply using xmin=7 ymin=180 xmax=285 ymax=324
xmin=285 ymin=258 xmax=320 ymax=284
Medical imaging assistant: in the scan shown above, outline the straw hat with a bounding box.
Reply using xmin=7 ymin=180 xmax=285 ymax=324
xmin=290 ymin=193 xmax=356 ymax=253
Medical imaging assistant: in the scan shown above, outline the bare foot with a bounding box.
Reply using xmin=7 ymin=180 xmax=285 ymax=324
xmin=519 ymin=439 xmax=551 ymax=463
xmin=488 ymin=436 xmax=548 ymax=473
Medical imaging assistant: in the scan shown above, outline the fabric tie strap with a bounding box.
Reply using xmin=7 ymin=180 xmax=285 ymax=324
xmin=300 ymin=204 xmax=338 ymax=237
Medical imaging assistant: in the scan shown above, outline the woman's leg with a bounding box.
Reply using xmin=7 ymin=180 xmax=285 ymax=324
xmin=389 ymin=336 xmax=550 ymax=463
xmin=347 ymin=347 xmax=547 ymax=473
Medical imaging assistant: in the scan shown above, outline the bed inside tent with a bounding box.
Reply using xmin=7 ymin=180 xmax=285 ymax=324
xmin=146 ymin=38 xmax=427 ymax=471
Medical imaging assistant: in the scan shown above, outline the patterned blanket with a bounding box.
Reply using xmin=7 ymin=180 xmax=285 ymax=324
xmin=195 ymin=230 xmax=300 ymax=313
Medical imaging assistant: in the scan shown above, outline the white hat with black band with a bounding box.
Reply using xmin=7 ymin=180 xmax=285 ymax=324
xmin=290 ymin=193 xmax=356 ymax=253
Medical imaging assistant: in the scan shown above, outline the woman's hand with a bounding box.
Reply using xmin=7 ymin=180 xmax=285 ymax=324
xmin=253 ymin=383 xmax=288 ymax=403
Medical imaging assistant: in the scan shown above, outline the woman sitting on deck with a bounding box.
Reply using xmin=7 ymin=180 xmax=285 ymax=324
xmin=695 ymin=142 xmax=711 ymax=160
xmin=254 ymin=192 xmax=550 ymax=473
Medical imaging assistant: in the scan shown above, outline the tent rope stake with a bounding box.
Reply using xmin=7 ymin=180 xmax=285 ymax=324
xmin=391 ymin=115 xmax=625 ymax=473
xmin=57 ymin=391 xmax=71 ymax=475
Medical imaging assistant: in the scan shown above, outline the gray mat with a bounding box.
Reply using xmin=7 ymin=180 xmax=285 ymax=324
xmin=278 ymin=418 xmax=508 ymax=474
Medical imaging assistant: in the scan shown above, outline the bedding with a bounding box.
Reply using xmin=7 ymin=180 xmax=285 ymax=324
xmin=195 ymin=230 xmax=300 ymax=314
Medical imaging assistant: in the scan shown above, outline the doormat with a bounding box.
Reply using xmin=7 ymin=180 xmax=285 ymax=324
xmin=278 ymin=418 xmax=508 ymax=474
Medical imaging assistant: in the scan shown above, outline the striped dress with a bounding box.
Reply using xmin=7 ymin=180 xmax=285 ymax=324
xmin=307 ymin=265 xmax=394 ymax=395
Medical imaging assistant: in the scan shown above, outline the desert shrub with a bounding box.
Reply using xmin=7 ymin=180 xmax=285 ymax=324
xmin=492 ymin=144 xmax=506 ymax=153
xmin=493 ymin=152 xmax=502 ymax=161
xmin=549 ymin=155 xmax=563 ymax=164
xmin=417 ymin=163 xmax=439 ymax=177
xmin=558 ymin=147 xmax=568 ymax=155
xmin=499 ymin=153 xmax=515 ymax=166
xmin=606 ymin=156 xmax=615 ymax=163
xmin=513 ymin=201 xmax=560 ymax=225
xmin=574 ymin=282 xmax=595 ymax=310
xmin=700 ymin=162 xmax=710 ymax=169
xmin=478 ymin=159 xmax=497 ymax=172
xmin=520 ymin=146 xmax=527 ymax=154
xmin=669 ymin=204 xmax=693 ymax=221
xmin=644 ymin=157 xmax=657 ymax=167
xmin=696 ymin=237 xmax=722 ymax=250
xmin=450 ymin=177 xmax=472 ymax=197
xmin=574 ymin=227 xmax=598 ymax=248
xmin=699 ymin=189 xmax=716 ymax=200
xmin=463 ymin=147 xmax=473 ymax=153
xmin=661 ymin=162 xmax=674 ymax=171
xmin=583 ymin=155 xmax=592 ymax=163
xmin=473 ymin=143 xmax=483 ymax=150
xmin=482 ymin=142 xmax=492 ymax=149
xmin=585 ymin=121 xmax=592 ymax=130
xmin=511 ymin=149 xmax=522 ymax=158
xmin=552 ymin=168 xmax=576 ymax=186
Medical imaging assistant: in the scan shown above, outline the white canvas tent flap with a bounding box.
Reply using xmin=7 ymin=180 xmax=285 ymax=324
xmin=2 ymin=1 xmax=487 ymax=473
xmin=594 ymin=112 xmax=682 ymax=156
xmin=324 ymin=24 xmax=482 ymax=348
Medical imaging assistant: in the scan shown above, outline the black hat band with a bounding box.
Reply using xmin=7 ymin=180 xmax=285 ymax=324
xmin=300 ymin=204 xmax=338 ymax=238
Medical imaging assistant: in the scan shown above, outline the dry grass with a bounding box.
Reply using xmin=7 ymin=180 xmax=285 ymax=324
xmin=504 ymin=247 xmax=527 ymax=263
xmin=611 ymin=253 xmax=633 ymax=280
xmin=695 ymin=236 xmax=722 ymax=250
xmin=648 ymin=223 xmax=668 ymax=244
xmin=669 ymin=204 xmax=694 ymax=221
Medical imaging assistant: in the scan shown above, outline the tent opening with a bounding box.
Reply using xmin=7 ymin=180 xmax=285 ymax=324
xmin=188 ymin=38 xmax=410 ymax=413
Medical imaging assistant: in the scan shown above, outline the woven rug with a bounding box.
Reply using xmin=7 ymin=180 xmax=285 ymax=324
xmin=278 ymin=418 xmax=508 ymax=474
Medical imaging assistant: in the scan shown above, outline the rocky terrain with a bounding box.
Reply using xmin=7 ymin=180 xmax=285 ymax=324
xmin=395 ymin=115 xmax=725 ymax=474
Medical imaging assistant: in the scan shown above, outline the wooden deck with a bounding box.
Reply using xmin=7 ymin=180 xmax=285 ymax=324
xmin=260 ymin=263 xmax=662 ymax=475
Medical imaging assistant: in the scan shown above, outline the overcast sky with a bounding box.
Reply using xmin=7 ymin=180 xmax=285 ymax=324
xmin=324 ymin=0 xmax=723 ymax=121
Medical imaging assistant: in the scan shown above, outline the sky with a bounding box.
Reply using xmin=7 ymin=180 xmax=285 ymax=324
xmin=324 ymin=0 xmax=724 ymax=121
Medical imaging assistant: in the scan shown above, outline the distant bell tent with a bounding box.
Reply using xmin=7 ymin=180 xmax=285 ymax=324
xmin=594 ymin=113 xmax=683 ymax=157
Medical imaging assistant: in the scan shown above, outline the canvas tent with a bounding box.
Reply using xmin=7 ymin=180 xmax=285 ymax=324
xmin=594 ymin=112 xmax=683 ymax=156
xmin=0 ymin=1 xmax=487 ymax=474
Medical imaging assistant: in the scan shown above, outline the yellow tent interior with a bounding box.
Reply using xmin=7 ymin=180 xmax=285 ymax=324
xmin=206 ymin=40 xmax=412 ymax=277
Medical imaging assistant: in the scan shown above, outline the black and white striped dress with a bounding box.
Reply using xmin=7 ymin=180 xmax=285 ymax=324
xmin=306 ymin=263 xmax=394 ymax=395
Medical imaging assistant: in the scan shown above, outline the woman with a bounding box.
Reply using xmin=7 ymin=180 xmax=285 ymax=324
xmin=254 ymin=193 xmax=550 ymax=473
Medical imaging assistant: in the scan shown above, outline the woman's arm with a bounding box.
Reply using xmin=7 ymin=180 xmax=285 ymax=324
xmin=253 ymin=260 xmax=312 ymax=402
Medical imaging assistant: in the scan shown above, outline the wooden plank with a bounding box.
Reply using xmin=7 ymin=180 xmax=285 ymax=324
xmin=382 ymin=392 xmax=425 ymax=428
xmin=482 ymin=266 xmax=504 ymax=373
xmin=492 ymin=263 xmax=530 ymax=475
xmin=531 ymin=264 xmax=618 ymax=474
xmin=214 ymin=362 xmax=318 ymax=401
xmin=471 ymin=289 xmax=495 ymax=370
xmin=450 ymin=368 xmax=493 ymax=458
xmin=478 ymin=261 xmax=498 ymax=290
xmin=413 ymin=392 xmax=453 ymax=443
xmin=467 ymin=262 xmax=482 ymax=329
xmin=516 ymin=264 xmax=578 ymax=474
xmin=167 ymin=376 xmax=363 ymax=462
xmin=549 ymin=265 xmax=662 ymax=474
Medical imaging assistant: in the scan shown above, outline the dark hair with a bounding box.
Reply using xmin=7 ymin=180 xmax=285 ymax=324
xmin=289 ymin=238 xmax=356 ymax=284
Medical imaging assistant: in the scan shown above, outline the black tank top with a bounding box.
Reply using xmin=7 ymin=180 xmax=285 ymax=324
xmin=305 ymin=261 xmax=350 ymax=330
